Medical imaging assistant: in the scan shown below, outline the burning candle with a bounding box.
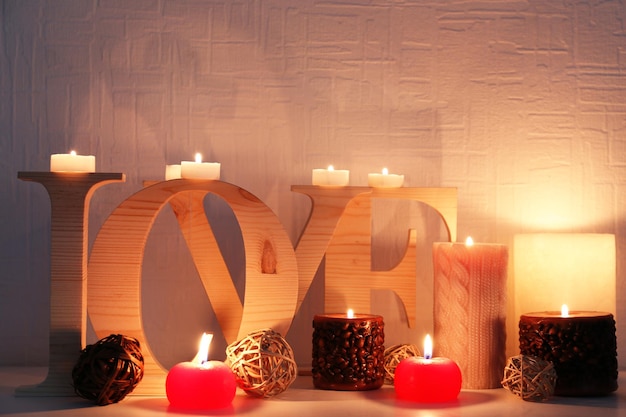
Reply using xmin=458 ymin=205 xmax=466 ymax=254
xmin=312 ymin=310 xmax=384 ymax=390
xmin=394 ymin=335 xmax=462 ymax=403
xmin=432 ymin=237 xmax=508 ymax=389
xmin=367 ymin=167 xmax=404 ymax=188
xmin=181 ymin=153 xmax=221 ymax=179
xmin=166 ymin=333 xmax=237 ymax=409
xmin=519 ymin=306 xmax=618 ymax=396
xmin=50 ymin=150 xmax=96 ymax=172
xmin=311 ymin=165 xmax=350 ymax=186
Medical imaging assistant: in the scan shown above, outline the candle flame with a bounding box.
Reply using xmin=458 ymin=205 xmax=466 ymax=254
xmin=465 ymin=236 xmax=474 ymax=246
xmin=347 ymin=309 xmax=354 ymax=319
xmin=561 ymin=304 xmax=569 ymax=317
xmin=70 ymin=150 xmax=77 ymax=156
xmin=327 ymin=165 xmax=334 ymax=171
xmin=424 ymin=334 xmax=433 ymax=359
xmin=193 ymin=332 xmax=213 ymax=364
xmin=382 ymin=167 xmax=389 ymax=175
xmin=195 ymin=153 xmax=202 ymax=163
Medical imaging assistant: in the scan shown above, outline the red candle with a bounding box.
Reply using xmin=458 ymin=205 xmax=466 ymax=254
xmin=394 ymin=335 xmax=462 ymax=403
xmin=166 ymin=333 xmax=237 ymax=409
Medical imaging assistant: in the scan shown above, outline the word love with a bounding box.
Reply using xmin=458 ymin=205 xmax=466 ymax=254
xmin=23 ymin=174 xmax=455 ymax=396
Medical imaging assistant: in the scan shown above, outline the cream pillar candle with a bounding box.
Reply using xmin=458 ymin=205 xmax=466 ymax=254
xmin=50 ymin=151 xmax=95 ymax=172
xmin=312 ymin=165 xmax=349 ymax=186
xmin=433 ymin=237 xmax=508 ymax=389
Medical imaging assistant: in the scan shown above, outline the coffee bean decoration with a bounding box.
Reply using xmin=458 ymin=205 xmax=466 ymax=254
xmin=519 ymin=311 xmax=618 ymax=397
xmin=312 ymin=314 xmax=384 ymax=391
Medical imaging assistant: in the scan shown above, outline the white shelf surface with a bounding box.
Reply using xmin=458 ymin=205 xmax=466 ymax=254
xmin=1 ymin=367 xmax=625 ymax=417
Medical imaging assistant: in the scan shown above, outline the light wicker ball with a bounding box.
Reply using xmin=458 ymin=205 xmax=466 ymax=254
xmin=225 ymin=328 xmax=297 ymax=398
xmin=502 ymin=355 xmax=557 ymax=402
xmin=72 ymin=334 xmax=144 ymax=405
xmin=383 ymin=344 xmax=421 ymax=384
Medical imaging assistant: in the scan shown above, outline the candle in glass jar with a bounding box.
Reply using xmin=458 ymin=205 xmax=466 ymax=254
xmin=312 ymin=311 xmax=384 ymax=391
xmin=181 ymin=153 xmax=220 ymax=179
xmin=394 ymin=334 xmax=462 ymax=403
xmin=367 ymin=167 xmax=404 ymax=188
xmin=166 ymin=333 xmax=237 ymax=409
xmin=50 ymin=150 xmax=96 ymax=172
xmin=519 ymin=306 xmax=617 ymax=396
xmin=312 ymin=165 xmax=349 ymax=186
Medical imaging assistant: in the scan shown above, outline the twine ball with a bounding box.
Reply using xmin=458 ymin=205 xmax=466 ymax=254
xmin=225 ymin=328 xmax=297 ymax=398
xmin=501 ymin=355 xmax=557 ymax=402
xmin=383 ymin=344 xmax=421 ymax=384
xmin=72 ymin=334 xmax=144 ymax=405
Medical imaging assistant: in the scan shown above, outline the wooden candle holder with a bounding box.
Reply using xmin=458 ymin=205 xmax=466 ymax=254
xmin=16 ymin=172 xmax=125 ymax=396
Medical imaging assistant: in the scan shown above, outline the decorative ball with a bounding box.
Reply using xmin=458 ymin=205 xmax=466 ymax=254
xmin=72 ymin=334 xmax=144 ymax=405
xmin=225 ymin=328 xmax=297 ymax=397
xmin=383 ymin=344 xmax=421 ymax=384
xmin=501 ymin=355 xmax=557 ymax=402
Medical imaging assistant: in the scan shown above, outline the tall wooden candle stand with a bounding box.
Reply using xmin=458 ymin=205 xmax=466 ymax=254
xmin=16 ymin=172 xmax=125 ymax=396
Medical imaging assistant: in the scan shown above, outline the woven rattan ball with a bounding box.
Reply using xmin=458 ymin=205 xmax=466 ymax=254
xmin=225 ymin=328 xmax=297 ymax=398
xmin=383 ymin=344 xmax=421 ymax=384
xmin=72 ymin=334 xmax=144 ymax=405
xmin=501 ymin=355 xmax=557 ymax=402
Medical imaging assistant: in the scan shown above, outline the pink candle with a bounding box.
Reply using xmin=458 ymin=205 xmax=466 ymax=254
xmin=394 ymin=335 xmax=462 ymax=403
xmin=432 ymin=237 xmax=508 ymax=389
xmin=166 ymin=333 xmax=237 ymax=409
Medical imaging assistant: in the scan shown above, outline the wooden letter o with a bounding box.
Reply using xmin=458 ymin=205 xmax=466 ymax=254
xmin=88 ymin=180 xmax=298 ymax=395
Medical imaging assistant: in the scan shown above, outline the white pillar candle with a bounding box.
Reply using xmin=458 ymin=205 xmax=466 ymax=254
xmin=50 ymin=151 xmax=95 ymax=172
xmin=367 ymin=167 xmax=404 ymax=187
xmin=181 ymin=153 xmax=220 ymax=179
xmin=312 ymin=165 xmax=349 ymax=186
xmin=433 ymin=237 xmax=508 ymax=389
xmin=165 ymin=164 xmax=181 ymax=180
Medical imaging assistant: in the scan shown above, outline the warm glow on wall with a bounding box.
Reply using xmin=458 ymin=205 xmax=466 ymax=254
xmin=513 ymin=233 xmax=616 ymax=318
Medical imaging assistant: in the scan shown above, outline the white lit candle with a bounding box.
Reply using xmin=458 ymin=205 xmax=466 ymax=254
xmin=367 ymin=167 xmax=404 ymax=188
xmin=50 ymin=150 xmax=95 ymax=172
xmin=181 ymin=153 xmax=220 ymax=179
xmin=312 ymin=165 xmax=349 ymax=186
xmin=165 ymin=164 xmax=182 ymax=180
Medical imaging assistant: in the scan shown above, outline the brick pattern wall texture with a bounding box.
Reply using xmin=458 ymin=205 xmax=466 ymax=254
xmin=1 ymin=0 xmax=625 ymax=368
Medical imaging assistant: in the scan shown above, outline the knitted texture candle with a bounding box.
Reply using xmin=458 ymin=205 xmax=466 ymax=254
xmin=432 ymin=241 xmax=508 ymax=389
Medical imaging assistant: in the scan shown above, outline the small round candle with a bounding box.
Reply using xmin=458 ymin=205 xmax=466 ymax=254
xmin=367 ymin=167 xmax=404 ymax=188
xmin=312 ymin=165 xmax=350 ymax=186
xmin=394 ymin=335 xmax=462 ymax=403
xmin=166 ymin=333 xmax=237 ymax=409
xmin=50 ymin=150 xmax=95 ymax=172
xmin=180 ymin=153 xmax=221 ymax=179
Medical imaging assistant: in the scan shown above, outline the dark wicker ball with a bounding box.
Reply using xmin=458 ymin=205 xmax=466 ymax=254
xmin=72 ymin=334 xmax=144 ymax=405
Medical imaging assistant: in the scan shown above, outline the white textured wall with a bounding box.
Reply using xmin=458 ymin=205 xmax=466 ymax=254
xmin=1 ymin=0 xmax=625 ymax=369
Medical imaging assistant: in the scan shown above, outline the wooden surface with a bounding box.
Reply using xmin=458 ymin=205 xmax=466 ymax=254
xmin=2 ymin=367 xmax=626 ymax=417
xmin=87 ymin=179 xmax=299 ymax=395
xmin=15 ymin=172 xmax=125 ymax=396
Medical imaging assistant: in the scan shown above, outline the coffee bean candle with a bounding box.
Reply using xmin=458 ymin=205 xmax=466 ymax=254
xmin=519 ymin=311 xmax=618 ymax=396
xmin=312 ymin=313 xmax=385 ymax=391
